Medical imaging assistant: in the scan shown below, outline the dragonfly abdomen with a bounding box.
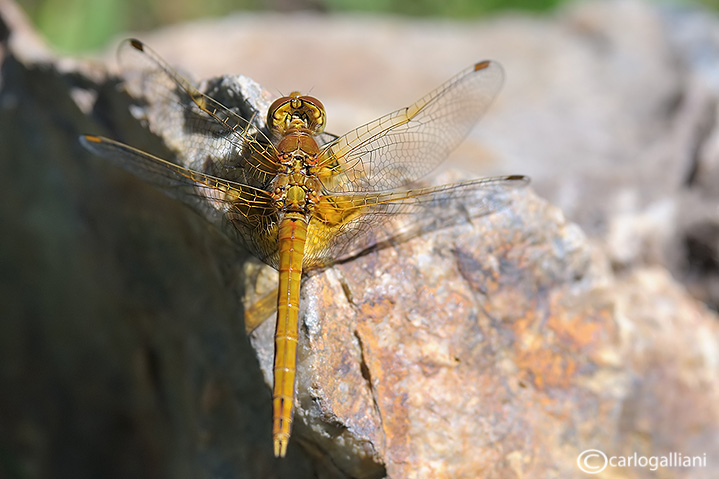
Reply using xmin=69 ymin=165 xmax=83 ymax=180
xmin=273 ymin=212 xmax=307 ymax=457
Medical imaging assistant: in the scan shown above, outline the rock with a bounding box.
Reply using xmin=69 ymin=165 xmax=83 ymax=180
xmin=614 ymin=267 xmax=719 ymax=477
xmin=3 ymin=0 xmax=719 ymax=478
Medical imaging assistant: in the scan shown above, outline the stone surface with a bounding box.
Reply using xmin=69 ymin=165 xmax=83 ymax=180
xmin=3 ymin=0 xmax=719 ymax=478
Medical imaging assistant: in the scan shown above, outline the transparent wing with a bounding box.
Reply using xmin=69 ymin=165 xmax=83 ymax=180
xmin=315 ymin=61 xmax=504 ymax=193
xmin=118 ymin=38 xmax=281 ymax=188
xmin=80 ymin=135 xmax=281 ymax=266
xmin=304 ymin=174 xmax=529 ymax=268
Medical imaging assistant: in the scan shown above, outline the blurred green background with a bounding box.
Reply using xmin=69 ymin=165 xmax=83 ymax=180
xmin=19 ymin=0 xmax=719 ymax=53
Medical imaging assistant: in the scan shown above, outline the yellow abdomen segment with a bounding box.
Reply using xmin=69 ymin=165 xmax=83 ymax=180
xmin=273 ymin=212 xmax=307 ymax=457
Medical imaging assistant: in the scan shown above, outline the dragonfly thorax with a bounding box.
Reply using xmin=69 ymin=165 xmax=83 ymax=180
xmin=271 ymin=179 xmax=321 ymax=215
xmin=270 ymin=155 xmax=323 ymax=214
xmin=276 ymin=132 xmax=321 ymax=164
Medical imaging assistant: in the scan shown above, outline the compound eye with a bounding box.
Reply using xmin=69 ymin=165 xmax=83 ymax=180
xmin=298 ymin=96 xmax=326 ymax=133
xmin=267 ymin=96 xmax=293 ymax=132
xmin=268 ymin=96 xmax=291 ymax=119
xmin=299 ymin=96 xmax=325 ymax=113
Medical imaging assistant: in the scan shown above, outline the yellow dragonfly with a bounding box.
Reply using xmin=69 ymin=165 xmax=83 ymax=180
xmin=80 ymin=39 xmax=528 ymax=457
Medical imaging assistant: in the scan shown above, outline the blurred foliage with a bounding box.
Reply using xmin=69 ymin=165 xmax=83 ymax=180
xmin=18 ymin=0 xmax=719 ymax=53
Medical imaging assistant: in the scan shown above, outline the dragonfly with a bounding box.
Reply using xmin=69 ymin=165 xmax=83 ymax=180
xmin=80 ymin=39 xmax=529 ymax=458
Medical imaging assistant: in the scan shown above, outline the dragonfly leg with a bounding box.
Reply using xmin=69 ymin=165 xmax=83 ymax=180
xmin=244 ymin=286 xmax=278 ymax=334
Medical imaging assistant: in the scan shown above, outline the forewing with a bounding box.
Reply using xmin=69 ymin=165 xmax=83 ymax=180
xmin=303 ymin=174 xmax=529 ymax=269
xmin=314 ymin=61 xmax=504 ymax=192
xmin=118 ymin=39 xmax=281 ymax=187
xmin=80 ymin=135 xmax=280 ymax=266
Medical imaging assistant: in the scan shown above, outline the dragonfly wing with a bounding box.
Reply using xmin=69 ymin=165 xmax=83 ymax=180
xmin=304 ymin=174 xmax=529 ymax=269
xmin=81 ymin=134 xmax=280 ymax=266
xmin=315 ymin=130 xmax=339 ymax=148
xmin=117 ymin=39 xmax=281 ymax=188
xmin=314 ymin=61 xmax=504 ymax=192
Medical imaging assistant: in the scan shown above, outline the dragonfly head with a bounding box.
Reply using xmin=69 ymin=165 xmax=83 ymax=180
xmin=268 ymin=92 xmax=326 ymax=135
